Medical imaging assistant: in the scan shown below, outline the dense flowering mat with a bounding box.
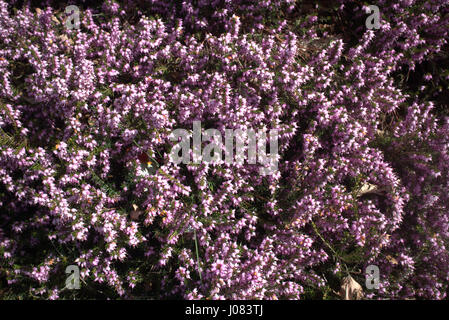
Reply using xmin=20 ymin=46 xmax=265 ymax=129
xmin=1 ymin=0 xmax=449 ymax=299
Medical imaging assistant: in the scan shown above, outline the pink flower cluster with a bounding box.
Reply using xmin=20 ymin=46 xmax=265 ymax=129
xmin=0 ymin=0 xmax=448 ymax=299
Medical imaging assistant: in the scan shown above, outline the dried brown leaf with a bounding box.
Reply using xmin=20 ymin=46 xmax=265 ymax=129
xmin=357 ymin=182 xmax=378 ymax=197
xmin=51 ymin=15 xmax=60 ymax=24
xmin=386 ymin=255 xmax=399 ymax=265
xmin=339 ymin=275 xmax=364 ymax=300
xmin=130 ymin=204 xmax=142 ymax=221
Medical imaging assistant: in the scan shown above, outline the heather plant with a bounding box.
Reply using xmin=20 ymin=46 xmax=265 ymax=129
xmin=0 ymin=0 xmax=448 ymax=300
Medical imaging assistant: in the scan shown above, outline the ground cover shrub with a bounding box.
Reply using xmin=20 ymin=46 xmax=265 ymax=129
xmin=0 ymin=0 xmax=448 ymax=299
